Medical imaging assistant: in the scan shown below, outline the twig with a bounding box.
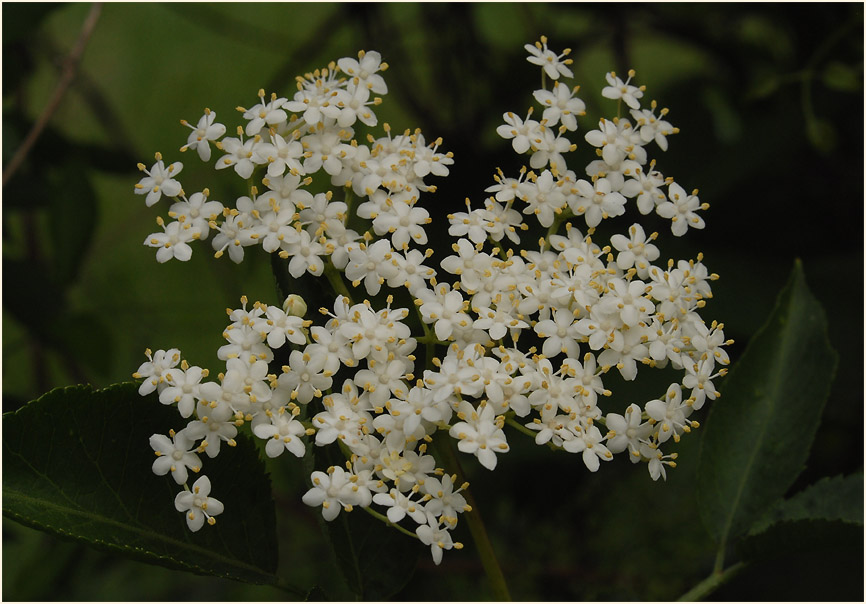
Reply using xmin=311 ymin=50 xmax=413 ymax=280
xmin=3 ymin=2 xmax=103 ymax=188
xmin=677 ymin=562 xmax=746 ymax=601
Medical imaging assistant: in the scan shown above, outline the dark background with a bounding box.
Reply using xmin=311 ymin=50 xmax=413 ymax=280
xmin=3 ymin=3 xmax=863 ymax=600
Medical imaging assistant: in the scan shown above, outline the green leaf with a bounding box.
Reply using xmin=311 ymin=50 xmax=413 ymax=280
xmin=2 ymin=383 xmax=280 ymax=586
xmin=46 ymin=160 xmax=98 ymax=289
xmin=822 ymin=61 xmax=862 ymax=92
xmin=738 ymin=473 xmax=863 ymax=562
xmin=749 ymin=473 xmax=864 ymax=532
xmin=697 ymin=260 xmax=838 ymax=549
xmin=304 ymin=439 xmax=421 ymax=600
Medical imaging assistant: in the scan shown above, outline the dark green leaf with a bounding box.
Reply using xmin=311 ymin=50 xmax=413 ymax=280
xmin=46 ymin=160 xmax=98 ymax=288
xmin=304 ymin=439 xmax=421 ymax=600
xmin=806 ymin=117 xmax=837 ymax=153
xmin=697 ymin=260 xmax=838 ymax=548
xmin=822 ymin=61 xmax=862 ymax=92
xmin=1 ymin=3 xmax=63 ymax=45
xmin=738 ymin=473 xmax=863 ymax=562
xmin=750 ymin=473 xmax=864 ymax=532
xmin=3 ymin=383 xmax=280 ymax=585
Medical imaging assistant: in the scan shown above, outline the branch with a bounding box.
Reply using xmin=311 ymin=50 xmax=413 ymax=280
xmin=3 ymin=2 xmax=103 ymax=188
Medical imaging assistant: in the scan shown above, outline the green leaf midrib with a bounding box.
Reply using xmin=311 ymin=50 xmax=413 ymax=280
xmin=3 ymin=487 xmax=273 ymax=582
xmin=2 ymin=382 xmax=279 ymax=585
xmin=716 ymin=287 xmax=796 ymax=548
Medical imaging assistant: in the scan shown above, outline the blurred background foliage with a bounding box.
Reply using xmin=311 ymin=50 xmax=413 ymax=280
xmin=2 ymin=2 xmax=863 ymax=600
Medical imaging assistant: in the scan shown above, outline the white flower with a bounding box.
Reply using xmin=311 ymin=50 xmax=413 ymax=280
xmin=143 ymin=218 xmax=200 ymax=263
xmin=133 ymin=347 xmax=181 ymax=395
xmin=656 ymin=183 xmax=708 ymax=237
xmin=583 ymin=117 xmax=642 ymax=167
xmin=215 ymin=130 xmax=261 ymax=179
xmin=601 ymin=70 xmax=645 ymax=110
xmin=254 ymin=132 xmax=304 ymax=178
xmin=174 ymin=475 xmax=224 ymax=531
xmin=302 ymin=466 xmax=357 ymax=521
xmin=533 ymin=82 xmax=586 ymax=131
xmin=134 ymin=155 xmax=183 ymax=207
xmin=344 ymin=238 xmax=399 ymax=295
xmin=416 ymin=518 xmax=458 ymax=565
xmin=471 ymin=301 xmax=528 ymax=342
xmin=282 ymin=230 xmax=327 ymax=278
xmin=389 ymin=248 xmax=437 ymax=295
xmin=418 ymin=286 xmax=472 ymax=342
xmin=562 ymin=424 xmax=613 ymax=471
xmin=184 ymin=402 xmax=237 ymax=458
xmin=621 ymin=167 xmax=669 ymax=215
xmin=241 ymin=89 xmax=288 ymax=136
xmin=534 ymin=308 xmax=581 ymax=358
xmin=630 ymin=102 xmax=678 ymax=151
xmin=150 ymin=430 xmax=201 ymax=484
xmin=159 ymin=363 xmax=208 ymax=418
xmin=449 ymin=402 xmax=509 ymax=470
xmin=338 ymin=49 xmax=389 ymax=94
xmin=602 ymin=277 xmax=655 ymax=328
xmin=640 ymin=442 xmax=678 ymax=481
xmin=524 ymin=35 xmax=573 ymax=80
xmin=278 ymin=348 xmax=333 ymax=404
xmin=377 ymin=448 xmax=436 ymax=492
xmin=518 ymin=169 xmax=566 ymax=228
xmin=301 ymin=127 xmax=357 ymax=176
xmin=567 ymin=177 xmax=626 ymax=228
xmin=645 ymin=383 xmax=694 ymax=443
xmin=682 ymin=356 xmax=724 ymax=410
xmin=605 ymin=403 xmax=653 ymax=459
xmin=254 ymin=305 xmax=308 ymax=349
xmin=609 ymin=223 xmax=660 ymax=278
xmin=168 ymin=190 xmax=224 ymax=239
xmin=180 ymin=109 xmax=226 ymax=161
xmin=253 ymin=407 xmax=307 ymax=458
xmin=421 ymin=474 xmax=470 ymax=525
xmin=495 ymin=110 xmax=543 ymax=154
xmin=529 ymin=127 xmax=574 ymax=173
xmin=333 ymin=83 xmax=381 ymax=128
xmin=372 ymin=489 xmax=428 ymax=525
xmin=371 ymin=197 xmax=431 ymax=250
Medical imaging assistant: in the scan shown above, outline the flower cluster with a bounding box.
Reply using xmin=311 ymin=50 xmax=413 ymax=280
xmin=135 ymin=39 xmax=729 ymax=565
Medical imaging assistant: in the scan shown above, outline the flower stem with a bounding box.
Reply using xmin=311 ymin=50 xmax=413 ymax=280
xmin=324 ymin=258 xmax=353 ymax=303
xmin=676 ymin=562 xmax=746 ymax=601
xmin=360 ymin=505 xmax=420 ymax=540
xmin=432 ymin=435 xmax=511 ymax=601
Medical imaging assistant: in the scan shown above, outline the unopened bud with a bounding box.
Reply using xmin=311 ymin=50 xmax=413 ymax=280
xmin=283 ymin=294 xmax=307 ymax=317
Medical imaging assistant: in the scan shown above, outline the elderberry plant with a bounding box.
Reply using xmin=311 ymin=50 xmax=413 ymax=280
xmin=134 ymin=38 xmax=730 ymax=567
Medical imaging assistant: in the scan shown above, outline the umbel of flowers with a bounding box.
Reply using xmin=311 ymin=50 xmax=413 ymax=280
xmin=134 ymin=38 xmax=730 ymax=565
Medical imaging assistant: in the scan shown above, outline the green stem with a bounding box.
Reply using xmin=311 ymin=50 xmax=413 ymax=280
xmin=542 ymin=208 xmax=574 ymax=250
xmin=677 ymin=562 xmax=746 ymax=602
xmin=432 ymin=435 xmax=511 ymax=601
xmin=324 ymin=258 xmax=353 ymax=303
xmin=360 ymin=505 xmax=420 ymax=540
xmin=505 ymin=416 xmax=536 ymax=439
xmin=712 ymin=540 xmax=726 ymax=574
xmin=273 ymin=578 xmax=306 ymax=598
xmin=270 ymin=252 xmax=293 ymax=302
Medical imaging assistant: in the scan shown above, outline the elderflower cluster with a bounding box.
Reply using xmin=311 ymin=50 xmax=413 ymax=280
xmin=134 ymin=39 xmax=729 ymax=566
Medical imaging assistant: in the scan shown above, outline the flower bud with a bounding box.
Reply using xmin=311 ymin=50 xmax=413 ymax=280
xmin=283 ymin=294 xmax=307 ymax=317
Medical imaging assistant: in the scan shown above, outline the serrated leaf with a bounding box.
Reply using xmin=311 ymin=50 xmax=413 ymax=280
xmin=750 ymin=473 xmax=864 ymax=533
xmin=2 ymin=383 xmax=280 ymax=585
xmin=739 ymin=519 xmax=863 ymax=563
xmin=738 ymin=473 xmax=863 ymax=562
xmin=303 ymin=438 xmax=421 ymax=600
xmin=697 ymin=260 xmax=838 ymax=548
